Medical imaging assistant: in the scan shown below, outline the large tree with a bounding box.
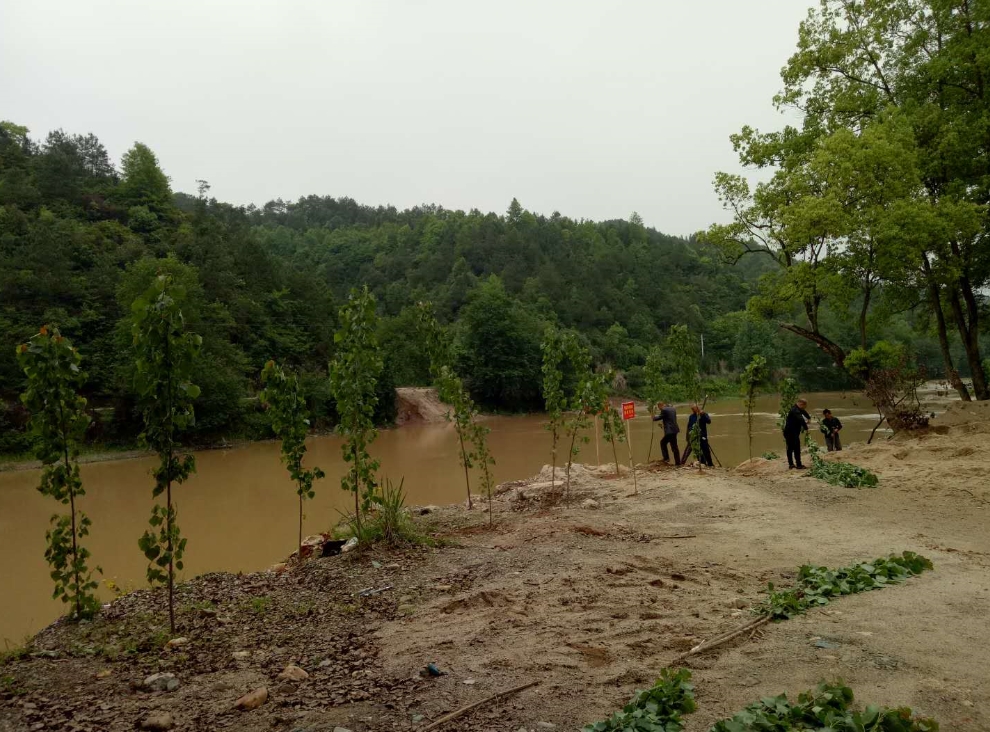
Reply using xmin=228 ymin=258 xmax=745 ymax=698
xmin=705 ymin=0 xmax=989 ymax=399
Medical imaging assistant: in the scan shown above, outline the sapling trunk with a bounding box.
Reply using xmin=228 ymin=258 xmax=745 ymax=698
xmin=610 ymin=434 xmax=620 ymax=477
xmin=647 ymin=418 xmax=656 ymax=463
xmin=167 ymin=481 xmax=174 ymax=633
xmin=457 ymin=429 xmax=473 ymax=509
xmin=58 ymin=401 xmax=82 ymax=620
xmin=550 ymin=429 xmax=557 ymax=492
xmin=164 ymin=334 xmax=175 ymax=634
xmin=565 ymin=427 xmax=578 ymax=501
xmin=353 ymin=444 xmax=361 ymax=536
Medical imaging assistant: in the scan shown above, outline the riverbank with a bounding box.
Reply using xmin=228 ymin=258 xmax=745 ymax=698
xmin=2 ymin=401 xmax=988 ymax=731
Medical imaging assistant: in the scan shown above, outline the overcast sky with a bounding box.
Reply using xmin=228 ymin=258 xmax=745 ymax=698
xmin=1 ymin=0 xmax=811 ymax=235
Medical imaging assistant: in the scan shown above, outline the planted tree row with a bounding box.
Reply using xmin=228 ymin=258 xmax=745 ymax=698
xmin=16 ymin=280 xmax=436 ymax=632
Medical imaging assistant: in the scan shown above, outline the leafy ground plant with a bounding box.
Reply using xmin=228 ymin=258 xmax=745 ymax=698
xmin=584 ymin=671 xmax=938 ymax=732
xmin=804 ymin=432 xmax=879 ymax=488
xmin=710 ymin=681 xmax=938 ymax=731
xmin=582 ymin=668 xmax=696 ymax=732
xmin=762 ymin=451 xmax=780 ymax=460
xmin=757 ymin=552 xmax=933 ymax=620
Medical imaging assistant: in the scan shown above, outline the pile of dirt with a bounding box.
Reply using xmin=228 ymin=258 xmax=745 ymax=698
xmin=394 ymin=387 xmax=451 ymax=425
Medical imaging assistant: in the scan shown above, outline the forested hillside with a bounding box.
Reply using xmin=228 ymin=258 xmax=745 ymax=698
xmin=0 ymin=119 xmax=962 ymax=453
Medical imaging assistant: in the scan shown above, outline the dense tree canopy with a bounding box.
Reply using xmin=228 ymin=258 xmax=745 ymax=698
xmin=1 ymin=88 xmax=983 ymax=452
xmin=704 ymin=0 xmax=990 ymax=401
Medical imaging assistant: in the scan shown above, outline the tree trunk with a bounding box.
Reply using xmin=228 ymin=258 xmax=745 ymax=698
xmin=778 ymin=323 xmax=847 ymax=369
xmin=859 ymin=286 xmax=871 ymax=351
xmin=647 ymin=417 xmax=656 ymax=463
xmin=565 ymin=428 xmax=578 ymax=502
xmin=352 ymin=445 xmax=362 ymax=537
xmin=167 ymin=481 xmax=174 ymax=634
xmin=457 ymin=428 xmax=473 ymax=509
xmin=948 ymin=288 xmax=989 ymax=400
xmin=550 ymin=430 xmax=557 ymax=493
xmin=298 ymin=493 xmax=303 ymax=557
xmin=610 ymin=435 xmax=620 ymax=477
xmin=922 ymin=256 xmax=970 ymax=400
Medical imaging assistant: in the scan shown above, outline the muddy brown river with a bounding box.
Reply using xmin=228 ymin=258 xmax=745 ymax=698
xmin=0 ymin=390 xmax=922 ymax=644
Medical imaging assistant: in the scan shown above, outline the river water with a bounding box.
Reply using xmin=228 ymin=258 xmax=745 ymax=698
xmin=0 ymin=390 xmax=937 ymax=644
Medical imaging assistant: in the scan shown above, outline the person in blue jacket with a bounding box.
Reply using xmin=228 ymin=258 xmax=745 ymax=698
xmin=683 ymin=403 xmax=713 ymax=467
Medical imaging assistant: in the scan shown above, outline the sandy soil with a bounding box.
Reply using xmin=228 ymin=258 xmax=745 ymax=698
xmin=3 ymin=403 xmax=989 ymax=731
xmin=395 ymin=388 xmax=452 ymax=426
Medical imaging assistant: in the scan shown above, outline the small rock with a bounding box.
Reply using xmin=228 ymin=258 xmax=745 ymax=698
xmin=386 ymin=563 xmax=401 ymax=570
xmin=537 ymin=724 xmax=556 ymax=730
xmin=234 ymin=687 xmax=269 ymax=710
xmin=732 ymin=598 xmax=748 ymax=609
xmin=277 ymin=682 xmax=296 ymax=694
xmin=232 ymin=651 xmax=251 ymax=661
xmin=268 ymin=562 xmax=288 ymax=574
xmin=463 ymin=679 xmax=476 ymax=685
xmin=165 ymin=637 xmax=189 ymax=649
xmin=318 ymin=659 xmax=333 ymax=668
xmin=399 ymin=595 xmax=414 ymax=604
xmin=140 ymin=712 xmax=174 ymax=731
xmin=412 ymin=714 xmax=425 ymax=723
xmin=580 ymin=499 xmax=599 ymax=509
xmin=278 ymin=665 xmax=309 ymax=682
xmin=434 ymin=584 xmax=453 ymax=592
xmin=397 ymin=604 xmax=416 ymax=615
xmin=962 ymin=700 xmax=974 ymax=708
xmin=419 ymin=505 xmax=439 ymax=515
xmin=333 ymin=728 xmax=353 ymax=732
xmin=95 ymin=669 xmax=112 ymax=679
xmin=143 ymin=673 xmax=179 ymax=692
xmin=372 ymin=560 xmax=383 ymax=569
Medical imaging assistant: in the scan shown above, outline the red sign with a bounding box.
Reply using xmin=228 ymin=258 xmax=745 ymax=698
xmin=621 ymin=401 xmax=635 ymax=420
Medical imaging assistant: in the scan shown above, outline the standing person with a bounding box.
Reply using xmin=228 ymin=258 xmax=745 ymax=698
xmin=783 ymin=397 xmax=811 ymax=470
xmin=821 ymin=409 xmax=843 ymax=452
xmin=685 ymin=403 xmax=713 ymax=467
xmin=652 ymin=401 xmax=681 ymax=466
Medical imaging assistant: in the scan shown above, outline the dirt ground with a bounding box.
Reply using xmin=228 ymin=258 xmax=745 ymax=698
xmin=2 ymin=402 xmax=989 ymax=731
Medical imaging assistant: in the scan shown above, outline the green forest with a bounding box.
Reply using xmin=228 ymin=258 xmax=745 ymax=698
xmin=2 ymin=0 xmax=989 ymax=455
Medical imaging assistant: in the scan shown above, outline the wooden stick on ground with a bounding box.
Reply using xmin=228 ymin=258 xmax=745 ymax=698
xmin=422 ymin=680 xmax=539 ymax=732
xmin=669 ymin=615 xmax=772 ymax=664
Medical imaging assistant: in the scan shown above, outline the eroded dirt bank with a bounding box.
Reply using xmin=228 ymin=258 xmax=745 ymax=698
xmin=2 ymin=402 xmax=989 ymax=731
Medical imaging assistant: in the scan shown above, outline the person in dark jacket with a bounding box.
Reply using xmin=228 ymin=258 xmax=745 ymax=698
xmin=684 ymin=403 xmax=713 ymax=467
xmin=821 ymin=409 xmax=843 ymax=452
xmin=783 ymin=398 xmax=811 ymax=469
xmin=652 ymin=402 xmax=681 ymax=465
